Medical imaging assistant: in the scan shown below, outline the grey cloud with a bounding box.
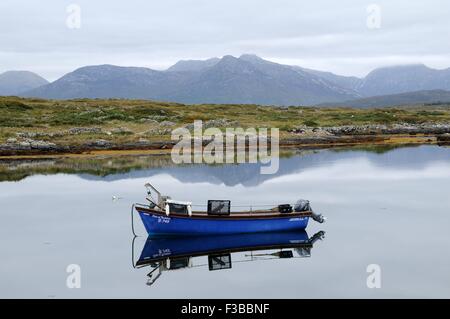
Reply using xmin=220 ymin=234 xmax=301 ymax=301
xmin=1 ymin=0 xmax=449 ymax=80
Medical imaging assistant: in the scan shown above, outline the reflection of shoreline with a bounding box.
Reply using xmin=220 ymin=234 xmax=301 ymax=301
xmin=0 ymin=133 xmax=446 ymax=158
xmin=133 ymin=231 xmax=325 ymax=286
xmin=0 ymin=144 xmax=447 ymax=184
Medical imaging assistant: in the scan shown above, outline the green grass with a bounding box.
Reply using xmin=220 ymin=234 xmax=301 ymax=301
xmin=0 ymin=96 xmax=449 ymax=145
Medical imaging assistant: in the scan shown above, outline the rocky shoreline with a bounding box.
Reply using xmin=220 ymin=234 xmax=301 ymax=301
xmin=1 ymin=123 xmax=449 ymax=157
xmin=291 ymin=122 xmax=450 ymax=135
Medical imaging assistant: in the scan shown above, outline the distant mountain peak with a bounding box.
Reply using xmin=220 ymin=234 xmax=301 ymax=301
xmin=220 ymin=55 xmax=239 ymax=61
xmin=167 ymin=57 xmax=220 ymax=72
xmin=358 ymin=63 xmax=450 ymax=97
xmin=239 ymin=54 xmax=264 ymax=61
xmin=0 ymin=70 xmax=48 ymax=80
xmin=73 ymin=64 xmax=154 ymax=72
xmin=0 ymin=70 xmax=48 ymax=96
xmin=369 ymin=63 xmax=430 ymax=73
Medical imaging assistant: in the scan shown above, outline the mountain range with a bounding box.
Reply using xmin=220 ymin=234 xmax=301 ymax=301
xmin=2 ymin=54 xmax=450 ymax=107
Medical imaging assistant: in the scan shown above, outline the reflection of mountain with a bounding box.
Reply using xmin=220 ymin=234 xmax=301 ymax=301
xmin=1 ymin=145 xmax=448 ymax=185
xmin=79 ymin=145 xmax=450 ymax=186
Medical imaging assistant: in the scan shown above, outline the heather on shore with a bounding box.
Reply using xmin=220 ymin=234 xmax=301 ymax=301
xmin=0 ymin=96 xmax=449 ymax=155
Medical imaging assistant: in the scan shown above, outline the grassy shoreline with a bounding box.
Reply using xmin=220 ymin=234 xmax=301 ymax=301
xmin=1 ymin=96 xmax=449 ymax=157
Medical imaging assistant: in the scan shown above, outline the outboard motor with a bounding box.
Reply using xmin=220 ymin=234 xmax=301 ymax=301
xmin=294 ymin=199 xmax=310 ymax=212
xmin=294 ymin=199 xmax=325 ymax=223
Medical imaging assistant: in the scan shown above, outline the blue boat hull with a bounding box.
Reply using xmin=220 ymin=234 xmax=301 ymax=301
xmin=137 ymin=209 xmax=310 ymax=236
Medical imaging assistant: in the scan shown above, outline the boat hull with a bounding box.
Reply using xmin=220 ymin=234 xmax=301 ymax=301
xmin=137 ymin=209 xmax=310 ymax=236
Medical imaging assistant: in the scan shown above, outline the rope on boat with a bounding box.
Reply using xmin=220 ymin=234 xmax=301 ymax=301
xmin=131 ymin=235 xmax=137 ymax=269
xmin=131 ymin=203 xmax=137 ymax=237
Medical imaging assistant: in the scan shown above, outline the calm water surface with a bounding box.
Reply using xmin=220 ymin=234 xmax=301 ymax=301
xmin=1 ymin=145 xmax=449 ymax=298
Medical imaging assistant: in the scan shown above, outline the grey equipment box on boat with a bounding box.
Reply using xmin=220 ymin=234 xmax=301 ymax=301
xmin=207 ymin=200 xmax=231 ymax=215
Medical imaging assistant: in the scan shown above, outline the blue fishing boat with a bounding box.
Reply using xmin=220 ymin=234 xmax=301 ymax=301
xmin=133 ymin=183 xmax=325 ymax=236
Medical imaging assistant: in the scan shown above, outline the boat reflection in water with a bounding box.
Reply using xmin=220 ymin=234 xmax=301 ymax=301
xmin=134 ymin=230 xmax=325 ymax=286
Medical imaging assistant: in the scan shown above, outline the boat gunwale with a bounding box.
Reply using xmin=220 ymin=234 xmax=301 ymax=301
xmin=135 ymin=205 xmax=313 ymax=220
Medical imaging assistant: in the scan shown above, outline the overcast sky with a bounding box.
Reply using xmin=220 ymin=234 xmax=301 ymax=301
xmin=1 ymin=0 xmax=449 ymax=81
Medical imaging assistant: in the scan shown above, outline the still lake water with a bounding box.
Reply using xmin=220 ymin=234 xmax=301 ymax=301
xmin=0 ymin=145 xmax=449 ymax=298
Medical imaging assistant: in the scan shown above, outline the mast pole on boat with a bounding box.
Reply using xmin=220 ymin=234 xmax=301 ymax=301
xmin=145 ymin=182 xmax=163 ymax=208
